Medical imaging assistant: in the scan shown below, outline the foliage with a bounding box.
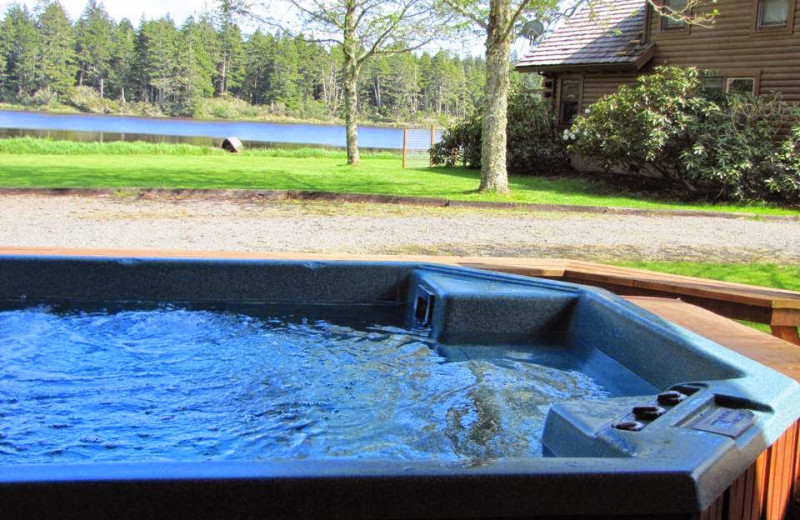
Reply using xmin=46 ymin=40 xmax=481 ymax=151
xmin=568 ymin=67 xmax=800 ymax=203
xmin=68 ymin=86 xmax=119 ymax=113
xmin=0 ymin=1 xmax=485 ymax=125
xmin=34 ymin=1 xmax=75 ymax=98
xmin=431 ymin=116 xmax=482 ymax=168
xmin=432 ymin=85 xmax=567 ymax=175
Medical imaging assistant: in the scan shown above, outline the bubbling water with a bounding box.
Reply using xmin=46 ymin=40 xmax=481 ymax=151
xmin=0 ymin=306 xmax=611 ymax=465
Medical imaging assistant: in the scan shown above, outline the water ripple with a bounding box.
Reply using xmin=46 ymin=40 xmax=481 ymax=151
xmin=0 ymin=306 xmax=611 ymax=465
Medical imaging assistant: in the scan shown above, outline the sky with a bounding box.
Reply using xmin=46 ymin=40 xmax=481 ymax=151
xmin=0 ymin=0 xmax=208 ymax=23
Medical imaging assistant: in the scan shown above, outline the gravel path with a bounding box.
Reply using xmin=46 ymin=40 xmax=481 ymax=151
xmin=1 ymin=193 xmax=799 ymax=263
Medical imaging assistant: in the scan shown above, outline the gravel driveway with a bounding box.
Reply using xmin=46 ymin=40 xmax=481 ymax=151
xmin=1 ymin=193 xmax=798 ymax=263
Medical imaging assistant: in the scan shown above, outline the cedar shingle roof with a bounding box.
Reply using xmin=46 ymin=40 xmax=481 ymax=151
xmin=517 ymin=0 xmax=654 ymax=72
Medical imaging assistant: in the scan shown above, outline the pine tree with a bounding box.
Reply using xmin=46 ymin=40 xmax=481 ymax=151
xmin=182 ymin=15 xmax=219 ymax=99
xmin=135 ymin=17 xmax=179 ymax=106
xmin=241 ymin=29 xmax=271 ymax=105
xmin=35 ymin=1 xmax=76 ymax=98
xmin=214 ymin=1 xmax=244 ymax=97
xmin=108 ymin=18 xmax=136 ymax=104
xmin=2 ymin=4 xmax=40 ymax=98
xmin=75 ymin=0 xmax=114 ymax=97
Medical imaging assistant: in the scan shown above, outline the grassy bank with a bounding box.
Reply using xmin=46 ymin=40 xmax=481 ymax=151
xmin=0 ymin=96 xmax=445 ymax=128
xmin=1 ymin=138 xmax=798 ymax=216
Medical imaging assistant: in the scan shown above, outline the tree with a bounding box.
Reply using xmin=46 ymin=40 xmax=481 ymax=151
xmin=75 ymin=0 xmax=114 ymax=97
xmin=182 ymin=15 xmax=221 ymax=99
xmin=1 ymin=4 xmax=39 ymax=98
xmin=215 ymin=1 xmax=245 ymax=97
xmin=33 ymin=1 xmax=76 ymax=99
xmin=135 ymin=17 xmax=179 ymax=105
xmin=108 ymin=18 xmax=137 ymax=104
xmin=438 ymin=0 xmax=560 ymax=193
xmin=244 ymin=0 xmax=448 ymax=165
xmin=439 ymin=0 xmax=717 ymax=194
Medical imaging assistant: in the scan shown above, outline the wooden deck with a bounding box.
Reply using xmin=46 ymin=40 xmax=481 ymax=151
xmin=1 ymin=247 xmax=799 ymax=518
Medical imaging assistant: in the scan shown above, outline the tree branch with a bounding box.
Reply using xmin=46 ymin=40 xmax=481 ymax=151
xmin=439 ymin=0 xmax=488 ymax=30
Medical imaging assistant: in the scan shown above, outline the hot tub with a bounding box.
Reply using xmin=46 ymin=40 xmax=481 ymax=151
xmin=0 ymin=256 xmax=798 ymax=519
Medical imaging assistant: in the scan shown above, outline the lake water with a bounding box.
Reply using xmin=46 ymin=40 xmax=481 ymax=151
xmin=0 ymin=110 xmax=441 ymax=150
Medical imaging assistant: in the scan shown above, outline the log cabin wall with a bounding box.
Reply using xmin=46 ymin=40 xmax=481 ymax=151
xmin=646 ymin=0 xmax=800 ymax=101
xmin=539 ymin=0 xmax=800 ymax=121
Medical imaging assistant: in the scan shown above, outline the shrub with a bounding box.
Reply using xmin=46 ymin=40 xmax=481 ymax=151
xmin=68 ymin=86 xmax=121 ymax=114
xmin=431 ymin=115 xmax=482 ymax=168
xmin=431 ymin=86 xmax=568 ymax=175
xmin=568 ymin=66 xmax=800 ymax=202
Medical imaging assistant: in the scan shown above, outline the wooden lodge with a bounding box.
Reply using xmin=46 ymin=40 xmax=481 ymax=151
xmin=516 ymin=0 xmax=800 ymax=126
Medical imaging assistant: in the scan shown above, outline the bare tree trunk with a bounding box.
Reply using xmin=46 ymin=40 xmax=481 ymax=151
xmin=480 ymin=0 xmax=511 ymax=194
xmin=343 ymin=0 xmax=360 ymax=166
xmin=219 ymin=55 xmax=228 ymax=97
xmin=99 ymin=77 xmax=104 ymax=99
xmin=343 ymin=60 xmax=360 ymax=165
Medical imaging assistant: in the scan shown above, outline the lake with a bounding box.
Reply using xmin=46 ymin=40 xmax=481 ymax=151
xmin=0 ymin=111 xmax=441 ymax=150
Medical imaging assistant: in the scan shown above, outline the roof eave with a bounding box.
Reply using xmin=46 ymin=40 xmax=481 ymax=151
xmin=516 ymin=43 xmax=656 ymax=74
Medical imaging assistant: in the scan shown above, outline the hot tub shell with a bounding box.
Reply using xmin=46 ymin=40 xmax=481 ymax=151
xmin=0 ymin=255 xmax=798 ymax=519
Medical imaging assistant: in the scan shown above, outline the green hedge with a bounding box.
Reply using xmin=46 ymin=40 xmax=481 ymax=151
xmin=568 ymin=67 xmax=800 ymax=203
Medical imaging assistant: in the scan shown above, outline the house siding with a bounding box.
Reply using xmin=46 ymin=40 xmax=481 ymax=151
xmin=647 ymin=0 xmax=800 ymax=101
xmin=580 ymin=72 xmax=640 ymax=106
xmin=534 ymin=0 xmax=800 ymax=115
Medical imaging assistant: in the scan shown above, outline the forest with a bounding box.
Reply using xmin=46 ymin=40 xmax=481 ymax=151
xmin=0 ymin=1 xmax=489 ymax=123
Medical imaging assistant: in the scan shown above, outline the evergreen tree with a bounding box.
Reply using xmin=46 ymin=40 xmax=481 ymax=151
xmin=214 ymin=1 xmax=245 ymax=97
xmin=241 ymin=29 xmax=271 ymax=105
xmin=75 ymin=0 xmax=114 ymax=97
xmin=35 ymin=1 xmax=76 ymax=98
xmin=3 ymin=4 xmax=40 ymax=98
xmin=108 ymin=18 xmax=136 ymax=104
xmin=0 ymin=3 xmax=486 ymax=122
xmin=182 ymin=15 xmax=219 ymax=98
xmin=135 ymin=17 xmax=179 ymax=105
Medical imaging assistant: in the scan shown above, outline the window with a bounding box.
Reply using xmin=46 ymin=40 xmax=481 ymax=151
xmin=662 ymin=0 xmax=689 ymax=30
xmin=559 ymin=80 xmax=582 ymax=124
xmin=726 ymin=77 xmax=756 ymax=95
xmin=700 ymin=77 xmax=725 ymax=95
xmin=700 ymin=76 xmax=758 ymax=96
xmin=754 ymin=0 xmax=796 ymax=33
xmin=757 ymin=0 xmax=791 ymax=29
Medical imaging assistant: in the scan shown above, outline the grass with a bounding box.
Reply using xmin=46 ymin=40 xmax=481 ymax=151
xmin=612 ymin=261 xmax=800 ymax=332
xmin=1 ymin=138 xmax=799 ymax=216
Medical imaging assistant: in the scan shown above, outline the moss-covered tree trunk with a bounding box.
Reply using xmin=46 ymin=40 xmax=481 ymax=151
xmin=480 ymin=0 xmax=511 ymax=194
xmin=343 ymin=0 xmax=360 ymax=166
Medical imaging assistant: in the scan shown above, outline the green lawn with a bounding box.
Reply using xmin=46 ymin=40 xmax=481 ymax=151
xmin=1 ymin=138 xmax=799 ymax=216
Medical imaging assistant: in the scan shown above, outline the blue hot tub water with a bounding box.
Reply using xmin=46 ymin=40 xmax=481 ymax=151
xmin=0 ymin=305 xmax=619 ymax=466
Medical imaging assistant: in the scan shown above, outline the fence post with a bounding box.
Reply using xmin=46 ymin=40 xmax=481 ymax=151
xmin=402 ymin=129 xmax=409 ymax=169
xmin=429 ymin=126 xmax=435 ymax=167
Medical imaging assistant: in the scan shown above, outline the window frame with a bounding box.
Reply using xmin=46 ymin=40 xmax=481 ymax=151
xmin=753 ymin=0 xmax=796 ymax=35
xmin=557 ymin=78 xmax=583 ymax=126
xmin=726 ymin=77 xmax=757 ymax=96
xmin=660 ymin=0 xmax=691 ymax=31
xmin=701 ymin=70 xmax=762 ymax=96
